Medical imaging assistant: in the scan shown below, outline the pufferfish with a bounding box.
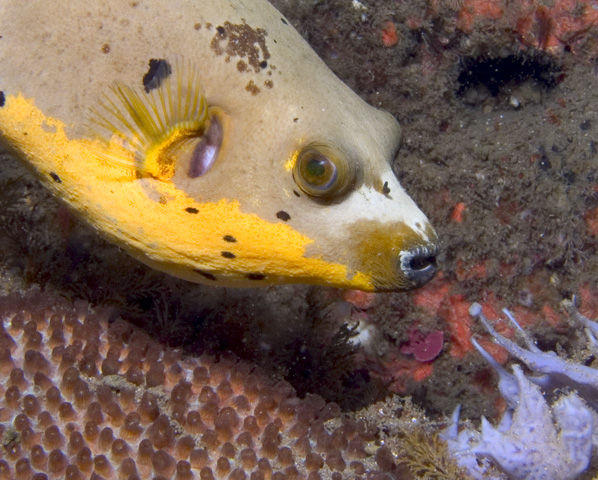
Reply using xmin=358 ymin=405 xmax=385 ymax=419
xmin=0 ymin=0 xmax=438 ymax=292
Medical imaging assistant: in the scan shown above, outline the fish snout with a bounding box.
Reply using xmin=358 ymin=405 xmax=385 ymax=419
xmin=400 ymin=243 xmax=438 ymax=288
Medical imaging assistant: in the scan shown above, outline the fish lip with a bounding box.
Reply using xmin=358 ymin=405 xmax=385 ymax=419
xmin=399 ymin=244 xmax=438 ymax=288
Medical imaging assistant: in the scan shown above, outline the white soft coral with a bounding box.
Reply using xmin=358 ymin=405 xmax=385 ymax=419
xmin=442 ymin=303 xmax=596 ymax=480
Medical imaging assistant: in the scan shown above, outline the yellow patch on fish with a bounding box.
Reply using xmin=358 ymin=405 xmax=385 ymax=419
xmin=0 ymin=0 xmax=438 ymax=291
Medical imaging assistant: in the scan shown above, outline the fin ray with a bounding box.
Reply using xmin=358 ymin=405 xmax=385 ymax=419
xmin=89 ymin=58 xmax=209 ymax=179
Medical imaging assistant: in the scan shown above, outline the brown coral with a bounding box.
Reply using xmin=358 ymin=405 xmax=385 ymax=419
xmin=0 ymin=291 xmax=400 ymax=479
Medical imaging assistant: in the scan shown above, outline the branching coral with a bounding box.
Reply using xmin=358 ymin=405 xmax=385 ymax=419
xmin=442 ymin=302 xmax=597 ymax=480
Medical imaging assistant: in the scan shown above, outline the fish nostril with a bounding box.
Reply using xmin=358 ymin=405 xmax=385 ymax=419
xmin=400 ymin=246 xmax=437 ymax=287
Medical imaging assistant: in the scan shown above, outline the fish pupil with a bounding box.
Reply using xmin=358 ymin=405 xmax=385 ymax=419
xmin=305 ymin=155 xmax=337 ymax=188
xmin=307 ymin=158 xmax=326 ymax=177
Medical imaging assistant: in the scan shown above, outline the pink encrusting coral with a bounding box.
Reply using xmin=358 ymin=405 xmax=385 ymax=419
xmin=0 ymin=291 xmax=399 ymax=480
xmin=399 ymin=326 xmax=444 ymax=363
xmin=455 ymin=0 xmax=598 ymax=54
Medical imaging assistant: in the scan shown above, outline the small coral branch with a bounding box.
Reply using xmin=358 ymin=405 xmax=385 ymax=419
xmin=400 ymin=428 xmax=469 ymax=480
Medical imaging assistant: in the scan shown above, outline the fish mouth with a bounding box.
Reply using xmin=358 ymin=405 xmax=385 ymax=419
xmin=399 ymin=244 xmax=438 ymax=288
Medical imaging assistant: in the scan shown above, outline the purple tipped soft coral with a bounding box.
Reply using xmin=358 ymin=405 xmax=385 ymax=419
xmin=442 ymin=302 xmax=597 ymax=480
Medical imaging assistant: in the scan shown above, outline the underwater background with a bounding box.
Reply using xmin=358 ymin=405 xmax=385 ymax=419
xmin=1 ymin=0 xmax=597 ymax=478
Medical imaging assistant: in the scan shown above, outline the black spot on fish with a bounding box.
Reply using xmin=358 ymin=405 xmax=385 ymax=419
xmin=193 ymin=269 xmax=217 ymax=281
xmin=143 ymin=59 xmax=172 ymax=93
xmin=281 ymin=18 xmax=288 ymax=25
xmin=247 ymin=273 xmax=265 ymax=280
xmin=382 ymin=181 xmax=390 ymax=195
xmin=221 ymin=251 xmax=236 ymax=259
xmin=223 ymin=235 xmax=237 ymax=243
xmin=216 ymin=25 xmax=226 ymax=36
xmin=293 ymin=190 xmax=300 ymax=197
xmin=49 ymin=172 xmax=61 ymax=183
xmin=0 ymin=91 xmax=5 ymax=107
xmin=276 ymin=211 xmax=290 ymax=221
xmin=185 ymin=207 xmax=199 ymax=214
xmin=260 ymin=60 xmax=267 ymax=69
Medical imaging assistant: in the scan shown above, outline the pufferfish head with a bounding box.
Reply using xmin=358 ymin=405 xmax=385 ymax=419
xmin=91 ymin=58 xmax=438 ymax=292
xmin=287 ymin=140 xmax=438 ymax=291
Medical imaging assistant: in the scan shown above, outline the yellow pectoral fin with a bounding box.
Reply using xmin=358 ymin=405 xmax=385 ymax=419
xmin=90 ymin=59 xmax=212 ymax=180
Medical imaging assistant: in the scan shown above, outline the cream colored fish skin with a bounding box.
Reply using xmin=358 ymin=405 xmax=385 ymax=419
xmin=0 ymin=0 xmax=438 ymax=291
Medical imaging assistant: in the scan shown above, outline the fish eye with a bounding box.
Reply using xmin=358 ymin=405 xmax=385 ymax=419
xmin=293 ymin=143 xmax=354 ymax=199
